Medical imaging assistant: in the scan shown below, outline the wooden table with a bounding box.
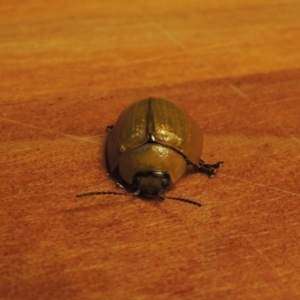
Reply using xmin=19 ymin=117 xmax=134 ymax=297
xmin=1 ymin=0 xmax=300 ymax=299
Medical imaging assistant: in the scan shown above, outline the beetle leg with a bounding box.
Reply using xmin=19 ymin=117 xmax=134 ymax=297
xmin=133 ymin=190 xmax=140 ymax=196
xmin=197 ymin=160 xmax=224 ymax=177
xmin=106 ymin=125 xmax=114 ymax=132
xmin=159 ymin=191 xmax=165 ymax=200
xmin=116 ymin=181 xmax=126 ymax=189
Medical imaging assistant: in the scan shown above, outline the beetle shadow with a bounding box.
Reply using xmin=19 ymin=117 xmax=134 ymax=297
xmin=99 ymin=128 xmax=137 ymax=194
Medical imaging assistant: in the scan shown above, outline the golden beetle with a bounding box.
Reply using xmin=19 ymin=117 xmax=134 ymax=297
xmin=77 ymin=98 xmax=223 ymax=206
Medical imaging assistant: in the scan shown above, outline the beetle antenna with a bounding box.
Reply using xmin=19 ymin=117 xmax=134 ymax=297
xmin=76 ymin=191 xmax=138 ymax=198
xmin=76 ymin=191 xmax=201 ymax=207
xmin=166 ymin=196 xmax=202 ymax=207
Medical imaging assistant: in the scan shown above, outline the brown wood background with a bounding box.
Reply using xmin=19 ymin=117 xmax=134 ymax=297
xmin=1 ymin=0 xmax=300 ymax=299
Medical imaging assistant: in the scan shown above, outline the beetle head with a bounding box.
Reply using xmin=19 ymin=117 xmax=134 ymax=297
xmin=132 ymin=171 xmax=170 ymax=198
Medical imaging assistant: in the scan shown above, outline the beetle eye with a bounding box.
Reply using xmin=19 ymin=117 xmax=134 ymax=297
xmin=162 ymin=178 xmax=169 ymax=188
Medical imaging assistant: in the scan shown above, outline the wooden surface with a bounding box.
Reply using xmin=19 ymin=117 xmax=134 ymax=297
xmin=1 ymin=0 xmax=300 ymax=299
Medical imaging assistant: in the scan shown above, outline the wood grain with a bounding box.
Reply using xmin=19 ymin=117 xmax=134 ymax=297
xmin=1 ymin=0 xmax=300 ymax=299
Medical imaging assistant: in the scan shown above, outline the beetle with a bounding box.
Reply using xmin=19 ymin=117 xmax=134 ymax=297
xmin=77 ymin=97 xmax=223 ymax=206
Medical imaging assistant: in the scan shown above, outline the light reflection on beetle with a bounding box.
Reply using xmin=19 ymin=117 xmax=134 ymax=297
xmin=77 ymin=97 xmax=223 ymax=207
